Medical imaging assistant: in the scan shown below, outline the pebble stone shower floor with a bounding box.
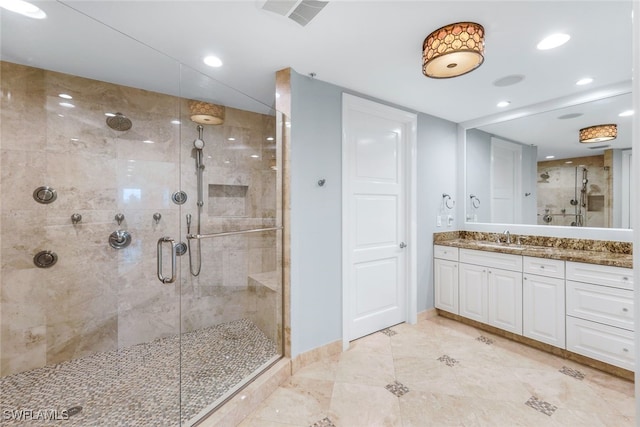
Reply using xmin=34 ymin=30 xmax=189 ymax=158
xmin=0 ymin=318 xmax=278 ymax=426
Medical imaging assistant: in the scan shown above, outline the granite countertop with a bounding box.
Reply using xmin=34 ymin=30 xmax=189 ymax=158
xmin=435 ymin=238 xmax=633 ymax=269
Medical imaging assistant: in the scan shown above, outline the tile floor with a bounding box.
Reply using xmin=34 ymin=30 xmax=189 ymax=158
xmin=0 ymin=319 xmax=278 ymax=426
xmin=240 ymin=316 xmax=635 ymax=426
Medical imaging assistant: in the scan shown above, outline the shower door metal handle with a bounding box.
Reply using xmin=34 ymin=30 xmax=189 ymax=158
xmin=157 ymin=236 xmax=177 ymax=284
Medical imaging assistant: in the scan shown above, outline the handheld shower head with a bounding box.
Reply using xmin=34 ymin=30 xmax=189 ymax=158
xmin=186 ymin=213 xmax=192 ymax=233
xmin=193 ymin=125 xmax=205 ymax=149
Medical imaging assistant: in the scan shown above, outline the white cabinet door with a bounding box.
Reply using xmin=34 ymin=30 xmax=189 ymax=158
xmin=488 ymin=268 xmax=523 ymax=334
xmin=434 ymin=258 xmax=458 ymax=314
xmin=459 ymin=263 xmax=487 ymax=323
xmin=523 ymin=273 xmax=565 ymax=348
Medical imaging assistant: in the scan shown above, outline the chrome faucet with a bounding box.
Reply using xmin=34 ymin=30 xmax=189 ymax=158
xmin=503 ymin=230 xmax=511 ymax=244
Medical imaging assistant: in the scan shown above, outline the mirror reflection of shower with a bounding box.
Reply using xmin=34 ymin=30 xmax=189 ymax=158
xmin=571 ymin=167 xmax=588 ymax=227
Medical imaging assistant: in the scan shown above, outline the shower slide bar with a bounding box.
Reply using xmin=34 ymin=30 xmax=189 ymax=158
xmin=186 ymin=226 xmax=282 ymax=240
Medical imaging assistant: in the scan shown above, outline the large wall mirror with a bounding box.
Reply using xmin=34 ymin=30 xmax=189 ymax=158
xmin=460 ymin=1 xmax=633 ymax=234
xmin=465 ymin=90 xmax=633 ymax=230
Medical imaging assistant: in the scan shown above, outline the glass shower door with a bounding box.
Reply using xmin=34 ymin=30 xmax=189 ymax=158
xmin=177 ymin=66 xmax=283 ymax=424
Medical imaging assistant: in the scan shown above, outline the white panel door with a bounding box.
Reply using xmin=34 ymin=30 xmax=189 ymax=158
xmin=459 ymin=263 xmax=488 ymax=323
xmin=343 ymin=94 xmax=416 ymax=341
xmin=490 ymin=138 xmax=522 ymax=224
xmin=488 ymin=268 xmax=523 ymax=334
xmin=523 ymin=273 xmax=565 ymax=348
xmin=434 ymin=258 xmax=458 ymax=314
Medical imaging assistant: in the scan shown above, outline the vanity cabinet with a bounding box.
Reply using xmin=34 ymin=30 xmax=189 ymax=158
xmin=565 ymin=261 xmax=634 ymax=370
xmin=434 ymin=245 xmax=459 ymax=314
xmin=459 ymin=249 xmax=523 ymax=335
xmin=522 ymin=257 xmax=565 ymax=348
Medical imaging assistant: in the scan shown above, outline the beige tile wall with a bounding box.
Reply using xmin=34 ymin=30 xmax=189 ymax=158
xmin=0 ymin=61 xmax=281 ymax=377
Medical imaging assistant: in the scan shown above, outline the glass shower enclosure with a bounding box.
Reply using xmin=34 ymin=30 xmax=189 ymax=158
xmin=0 ymin=3 xmax=283 ymax=426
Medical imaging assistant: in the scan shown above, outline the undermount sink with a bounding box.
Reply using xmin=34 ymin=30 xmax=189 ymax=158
xmin=473 ymin=241 xmax=527 ymax=251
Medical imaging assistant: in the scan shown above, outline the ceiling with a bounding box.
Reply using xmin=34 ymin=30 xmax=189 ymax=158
xmin=0 ymin=1 xmax=634 ymax=160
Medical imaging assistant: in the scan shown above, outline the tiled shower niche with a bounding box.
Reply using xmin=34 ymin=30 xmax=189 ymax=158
xmin=209 ymin=184 xmax=249 ymax=217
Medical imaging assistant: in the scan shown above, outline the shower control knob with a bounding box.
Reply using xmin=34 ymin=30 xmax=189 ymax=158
xmin=109 ymin=230 xmax=131 ymax=249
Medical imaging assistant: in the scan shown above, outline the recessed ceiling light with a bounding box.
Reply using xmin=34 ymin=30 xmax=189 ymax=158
xmin=58 ymin=93 xmax=72 ymax=99
xmin=203 ymin=55 xmax=223 ymax=68
xmin=227 ymin=137 xmax=236 ymax=141
xmin=497 ymin=101 xmax=510 ymax=108
xmin=619 ymin=110 xmax=634 ymax=117
xmin=545 ymin=155 xmax=555 ymax=159
xmin=537 ymin=33 xmax=570 ymax=50
xmin=143 ymin=140 xmax=155 ymax=144
xmin=59 ymin=102 xmax=75 ymax=108
xmin=0 ymin=0 xmax=46 ymax=19
xmin=250 ymin=154 xmax=260 ymax=158
xmin=576 ymin=77 xmax=593 ymax=86
xmin=266 ymin=137 xmax=274 ymax=141
xmin=171 ymin=119 xmax=181 ymax=125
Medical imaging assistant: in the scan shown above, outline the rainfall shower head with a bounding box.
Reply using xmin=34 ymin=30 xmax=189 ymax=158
xmin=106 ymin=113 xmax=132 ymax=131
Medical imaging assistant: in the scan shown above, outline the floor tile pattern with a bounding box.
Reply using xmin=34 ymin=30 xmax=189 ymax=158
xmin=241 ymin=316 xmax=635 ymax=427
xmin=560 ymin=365 xmax=585 ymax=380
xmin=385 ymin=381 xmax=409 ymax=397
xmin=1 ymin=319 xmax=278 ymax=426
xmin=380 ymin=328 xmax=397 ymax=337
xmin=437 ymin=354 xmax=459 ymax=367
xmin=525 ymin=396 xmax=558 ymax=416
xmin=476 ymin=335 xmax=494 ymax=345
xmin=309 ymin=417 xmax=336 ymax=427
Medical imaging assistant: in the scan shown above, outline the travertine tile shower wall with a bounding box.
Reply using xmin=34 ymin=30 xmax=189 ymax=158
xmin=0 ymin=61 xmax=278 ymax=377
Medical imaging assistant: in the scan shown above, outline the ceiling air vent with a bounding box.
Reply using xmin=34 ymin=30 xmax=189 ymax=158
xmin=587 ymin=145 xmax=611 ymax=150
xmin=260 ymin=0 xmax=329 ymax=26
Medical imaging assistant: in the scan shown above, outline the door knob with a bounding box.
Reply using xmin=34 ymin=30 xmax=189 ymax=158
xmin=399 ymin=242 xmax=407 ymax=249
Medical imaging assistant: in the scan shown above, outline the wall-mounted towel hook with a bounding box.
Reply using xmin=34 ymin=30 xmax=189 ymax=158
xmin=442 ymin=193 xmax=455 ymax=210
xmin=469 ymin=194 xmax=481 ymax=209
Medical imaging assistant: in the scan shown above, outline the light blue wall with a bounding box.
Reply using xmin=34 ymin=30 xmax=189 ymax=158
xmin=289 ymin=70 xmax=458 ymax=357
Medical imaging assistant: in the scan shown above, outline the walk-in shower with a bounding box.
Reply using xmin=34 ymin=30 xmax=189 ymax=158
xmin=0 ymin=9 xmax=283 ymax=424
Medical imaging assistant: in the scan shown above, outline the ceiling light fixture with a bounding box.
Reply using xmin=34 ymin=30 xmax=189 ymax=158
xmin=0 ymin=0 xmax=46 ymax=19
xmin=576 ymin=77 xmax=593 ymax=86
xmin=422 ymin=22 xmax=485 ymax=79
xmin=203 ymin=55 xmax=223 ymax=68
xmin=579 ymin=124 xmax=617 ymax=143
xmin=537 ymin=33 xmax=570 ymax=50
xmin=188 ymin=100 xmax=225 ymax=125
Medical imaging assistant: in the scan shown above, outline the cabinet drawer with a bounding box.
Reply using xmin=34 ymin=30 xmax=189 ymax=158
xmin=523 ymin=256 xmax=564 ymax=279
xmin=566 ymin=261 xmax=633 ymax=290
xmin=459 ymin=248 xmax=522 ymax=272
xmin=434 ymin=245 xmax=458 ymax=261
xmin=566 ymin=316 xmax=634 ymax=371
xmin=566 ymin=281 xmax=634 ymax=331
